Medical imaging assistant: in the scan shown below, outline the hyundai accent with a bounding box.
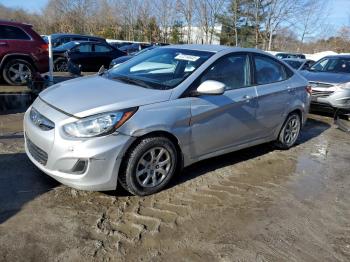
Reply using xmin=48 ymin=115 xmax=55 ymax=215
xmin=24 ymin=45 xmax=311 ymax=196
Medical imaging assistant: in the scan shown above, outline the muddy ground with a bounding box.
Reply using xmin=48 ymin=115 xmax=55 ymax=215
xmin=0 ymin=112 xmax=349 ymax=262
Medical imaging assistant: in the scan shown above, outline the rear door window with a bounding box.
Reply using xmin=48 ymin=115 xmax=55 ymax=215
xmin=0 ymin=25 xmax=30 ymax=40
xmin=254 ymin=55 xmax=288 ymax=85
xmin=94 ymin=44 xmax=112 ymax=52
xmin=76 ymin=43 xmax=93 ymax=52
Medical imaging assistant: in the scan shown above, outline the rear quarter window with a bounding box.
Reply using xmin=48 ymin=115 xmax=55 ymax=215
xmin=0 ymin=25 xmax=31 ymax=40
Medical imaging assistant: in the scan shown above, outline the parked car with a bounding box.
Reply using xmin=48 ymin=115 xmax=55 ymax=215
xmin=52 ymin=40 xmax=84 ymax=71
xmin=119 ymin=43 xmax=152 ymax=55
xmin=109 ymin=41 xmax=134 ymax=49
xmin=301 ymin=55 xmax=350 ymax=110
xmin=24 ymin=45 xmax=310 ymax=196
xmin=47 ymin=33 xmax=106 ymax=48
xmin=110 ymin=46 xmax=157 ymax=68
xmin=54 ymin=41 xmax=126 ymax=72
xmin=0 ymin=20 xmax=49 ymax=85
xmin=283 ymin=58 xmax=315 ymax=71
xmin=276 ymin=52 xmax=306 ymax=59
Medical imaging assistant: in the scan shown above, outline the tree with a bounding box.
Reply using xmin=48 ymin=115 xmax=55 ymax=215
xmin=176 ymin=0 xmax=195 ymax=43
xmin=195 ymin=0 xmax=226 ymax=44
xmin=154 ymin=0 xmax=176 ymax=43
xmin=294 ymin=0 xmax=330 ymax=46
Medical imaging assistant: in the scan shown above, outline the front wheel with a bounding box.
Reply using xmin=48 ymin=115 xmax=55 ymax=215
xmin=118 ymin=136 xmax=178 ymax=196
xmin=275 ymin=113 xmax=301 ymax=149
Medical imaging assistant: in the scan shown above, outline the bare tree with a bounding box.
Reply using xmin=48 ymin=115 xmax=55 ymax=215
xmin=177 ymin=0 xmax=195 ymax=43
xmin=261 ymin=0 xmax=301 ymax=50
xmin=294 ymin=0 xmax=330 ymax=45
xmin=195 ymin=0 xmax=226 ymax=44
xmin=154 ymin=0 xmax=176 ymax=43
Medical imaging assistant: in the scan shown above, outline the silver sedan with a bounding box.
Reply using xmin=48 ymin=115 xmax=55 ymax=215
xmin=24 ymin=45 xmax=310 ymax=196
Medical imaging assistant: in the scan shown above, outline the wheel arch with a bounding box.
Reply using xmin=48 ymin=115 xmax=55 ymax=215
xmin=274 ymin=106 xmax=305 ymax=139
xmin=119 ymin=130 xmax=184 ymax=176
xmin=0 ymin=54 xmax=37 ymax=71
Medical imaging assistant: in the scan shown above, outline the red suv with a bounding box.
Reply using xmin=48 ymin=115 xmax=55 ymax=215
xmin=0 ymin=20 xmax=49 ymax=85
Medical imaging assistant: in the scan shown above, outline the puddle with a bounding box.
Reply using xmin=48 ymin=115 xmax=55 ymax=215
xmin=0 ymin=93 xmax=36 ymax=113
xmin=292 ymin=155 xmax=325 ymax=201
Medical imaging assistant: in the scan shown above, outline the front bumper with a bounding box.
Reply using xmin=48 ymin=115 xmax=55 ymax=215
xmin=24 ymin=100 xmax=135 ymax=191
xmin=311 ymin=88 xmax=350 ymax=109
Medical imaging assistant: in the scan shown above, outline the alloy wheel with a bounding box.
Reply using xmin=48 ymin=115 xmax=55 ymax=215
xmin=8 ymin=62 xmax=32 ymax=84
xmin=135 ymin=146 xmax=172 ymax=188
xmin=284 ymin=115 xmax=300 ymax=145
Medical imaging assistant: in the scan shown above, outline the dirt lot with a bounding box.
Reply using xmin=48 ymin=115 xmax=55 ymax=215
xmin=0 ymin=112 xmax=349 ymax=262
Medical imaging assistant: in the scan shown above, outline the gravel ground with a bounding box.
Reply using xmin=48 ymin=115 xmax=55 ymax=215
xmin=0 ymin=112 xmax=349 ymax=262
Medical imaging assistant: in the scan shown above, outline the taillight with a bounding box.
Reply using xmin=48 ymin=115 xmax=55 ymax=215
xmin=41 ymin=43 xmax=48 ymax=51
xmin=305 ymin=85 xmax=312 ymax=95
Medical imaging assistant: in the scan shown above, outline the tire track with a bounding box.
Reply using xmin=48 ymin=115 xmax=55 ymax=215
xmin=92 ymin=153 xmax=294 ymax=251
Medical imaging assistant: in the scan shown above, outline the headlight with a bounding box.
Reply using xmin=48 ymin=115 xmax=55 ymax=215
xmin=338 ymin=82 xmax=350 ymax=90
xmin=63 ymin=109 xmax=136 ymax=138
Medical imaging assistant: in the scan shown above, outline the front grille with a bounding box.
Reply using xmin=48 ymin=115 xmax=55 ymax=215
xmin=312 ymin=90 xmax=334 ymax=98
xmin=26 ymin=136 xmax=48 ymax=166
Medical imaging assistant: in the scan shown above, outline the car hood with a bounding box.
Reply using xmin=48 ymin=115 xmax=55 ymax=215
xmin=300 ymin=70 xmax=350 ymax=84
xmin=39 ymin=75 xmax=172 ymax=118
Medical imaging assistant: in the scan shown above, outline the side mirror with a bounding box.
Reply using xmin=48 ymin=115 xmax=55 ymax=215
xmin=196 ymin=80 xmax=225 ymax=95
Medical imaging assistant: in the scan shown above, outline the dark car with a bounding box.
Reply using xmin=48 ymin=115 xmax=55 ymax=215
xmin=109 ymin=41 xmax=133 ymax=49
xmin=276 ymin=52 xmax=306 ymax=59
xmin=47 ymin=33 xmax=106 ymax=48
xmin=300 ymin=55 xmax=350 ymax=110
xmin=119 ymin=43 xmax=152 ymax=55
xmin=110 ymin=46 xmax=157 ymax=68
xmin=283 ymin=58 xmax=314 ymax=71
xmin=52 ymin=41 xmax=84 ymax=71
xmin=0 ymin=20 xmax=49 ymax=85
xmin=64 ymin=41 xmax=126 ymax=72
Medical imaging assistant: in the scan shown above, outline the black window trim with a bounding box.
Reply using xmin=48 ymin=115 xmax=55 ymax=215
xmin=182 ymin=51 xmax=255 ymax=98
xmin=0 ymin=24 xmax=32 ymax=41
xmin=252 ymin=53 xmax=294 ymax=86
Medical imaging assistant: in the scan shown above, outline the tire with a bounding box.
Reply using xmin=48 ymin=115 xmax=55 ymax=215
xmin=2 ymin=59 xmax=35 ymax=86
xmin=54 ymin=57 xmax=68 ymax=72
xmin=275 ymin=112 xmax=301 ymax=149
xmin=118 ymin=136 xmax=178 ymax=196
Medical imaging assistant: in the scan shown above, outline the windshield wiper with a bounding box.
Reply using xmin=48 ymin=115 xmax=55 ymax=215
xmin=112 ymin=75 xmax=154 ymax=89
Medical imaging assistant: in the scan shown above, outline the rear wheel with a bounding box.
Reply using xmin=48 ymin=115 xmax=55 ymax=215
xmin=2 ymin=59 xmax=34 ymax=86
xmin=275 ymin=112 xmax=301 ymax=149
xmin=54 ymin=57 xmax=68 ymax=72
xmin=118 ymin=136 xmax=178 ymax=196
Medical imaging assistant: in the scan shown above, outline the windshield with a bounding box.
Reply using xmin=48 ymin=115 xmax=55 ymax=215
xmin=106 ymin=48 xmax=214 ymax=90
xmin=284 ymin=60 xmax=303 ymax=69
xmin=54 ymin=41 xmax=80 ymax=51
xmin=310 ymin=57 xmax=350 ymax=73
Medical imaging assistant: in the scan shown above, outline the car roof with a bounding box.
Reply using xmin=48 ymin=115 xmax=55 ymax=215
xmin=283 ymin=58 xmax=307 ymax=62
xmin=0 ymin=20 xmax=32 ymax=27
xmin=276 ymin=52 xmax=304 ymax=55
xmin=50 ymin=33 xmax=104 ymax=39
xmin=162 ymin=44 xmax=268 ymax=54
xmin=323 ymin=55 xmax=350 ymax=59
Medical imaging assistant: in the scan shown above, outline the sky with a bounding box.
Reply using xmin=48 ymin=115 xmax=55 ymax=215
xmin=1 ymin=0 xmax=349 ymax=30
